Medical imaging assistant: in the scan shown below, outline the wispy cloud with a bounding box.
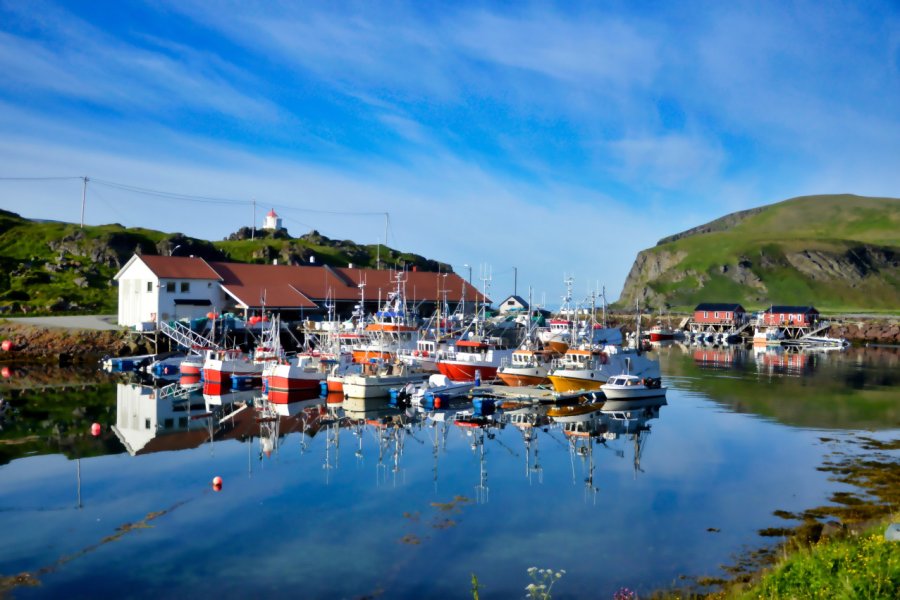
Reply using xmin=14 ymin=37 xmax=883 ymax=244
xmin=0 ymin=0 xmax=897 ymax=299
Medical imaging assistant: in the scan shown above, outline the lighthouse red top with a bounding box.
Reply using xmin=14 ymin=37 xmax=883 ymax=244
xmin=267 ymin=209 xmax=278 ymax=217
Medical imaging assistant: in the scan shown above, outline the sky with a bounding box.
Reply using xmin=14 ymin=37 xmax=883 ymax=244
xmin=0 ymin=0 xmax=898 ymax=306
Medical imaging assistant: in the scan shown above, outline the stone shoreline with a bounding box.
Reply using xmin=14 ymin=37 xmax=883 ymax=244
xmin=0 ymin=321 xmax=154 ymax=363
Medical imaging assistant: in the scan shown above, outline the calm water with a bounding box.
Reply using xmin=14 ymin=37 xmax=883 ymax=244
xmin=1 ymin=345 xmax=898 ymax=599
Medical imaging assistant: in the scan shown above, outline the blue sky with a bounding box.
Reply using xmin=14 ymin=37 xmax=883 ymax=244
xmin=0 ymin=0 xmax=898 ymax=305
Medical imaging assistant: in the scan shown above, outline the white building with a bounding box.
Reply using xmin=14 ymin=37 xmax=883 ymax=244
xmin=498 ymin=294 xmax=529 ymax=315
xmin=114 ymin=255 xmax=224 ymax=327
xmin=264 ymin=208 xmax=282 ymax=231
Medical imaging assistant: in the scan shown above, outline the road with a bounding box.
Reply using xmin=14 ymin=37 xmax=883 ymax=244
xmin=3 ymin=315 xmax=121 ymax=331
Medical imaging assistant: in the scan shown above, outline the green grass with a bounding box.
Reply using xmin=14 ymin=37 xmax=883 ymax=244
xmin=0 ymin=211 xmax=447 ymax=315
xmin=619 ymin=195 xmax=900 ymax=312
xmin=732 ymin=525 xmax=900 ymax=599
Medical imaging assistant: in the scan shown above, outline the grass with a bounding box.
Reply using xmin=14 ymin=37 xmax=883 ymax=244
xmin=0 ymin=210 xmax=444 ymax=315
xmin=728 ymin=525 xmax=900 ymax=599
xmin=620 ymin=195 xmax=900 ymax=312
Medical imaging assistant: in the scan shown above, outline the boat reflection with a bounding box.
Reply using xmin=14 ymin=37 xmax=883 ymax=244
xmin=112 ymin=378 xmax=669 ymax=499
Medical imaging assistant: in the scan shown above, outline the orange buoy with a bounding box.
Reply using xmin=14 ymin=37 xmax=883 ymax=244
xmin=212 ymin=476 xmax=223 ymax=488
xmin=90 ymin=423 xmax=101 ymax=436
xmin=1 ymin=366 xmax=10 ymax=378
xmin=1 ymin=339 xmax=12 ymax=352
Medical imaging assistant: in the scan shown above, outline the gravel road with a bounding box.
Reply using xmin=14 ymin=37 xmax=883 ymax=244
xmin=3 ymin=315 xmax=120 ymax=331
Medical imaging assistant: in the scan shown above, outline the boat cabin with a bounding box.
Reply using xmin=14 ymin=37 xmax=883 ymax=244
xmin=693 ymin=303 xmax=746 ymax=325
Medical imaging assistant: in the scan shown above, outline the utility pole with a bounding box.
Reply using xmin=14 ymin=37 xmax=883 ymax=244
xmin=80 ymin=176 xmax=89 ymax=229
xmin=513 ymin=266 xmax=517 ymax=297
xmin=252 ymin=199 xmax=256 ymax=240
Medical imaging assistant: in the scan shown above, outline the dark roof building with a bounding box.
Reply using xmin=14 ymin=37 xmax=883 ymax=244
xmin=694 ymin=303 xmax=745 ymax=312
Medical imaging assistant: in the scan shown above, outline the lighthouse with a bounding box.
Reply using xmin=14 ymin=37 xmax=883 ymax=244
xmin=264 ymin=208 xmax=283 ymax=231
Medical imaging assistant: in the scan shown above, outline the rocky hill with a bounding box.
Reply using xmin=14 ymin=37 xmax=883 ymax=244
xmin=0 ymin=209 xmax=451 ymax=315
xmin=617 ymin=194 xmax=900 ymax=312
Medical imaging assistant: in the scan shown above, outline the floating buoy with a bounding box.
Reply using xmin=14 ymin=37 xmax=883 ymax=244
xmin=1 ymin=366 xmax=10 ymax=379
xmin=90 ymin=423 xmax=101 ymax=437
xmin=212 ymin=476 xmax=223 ymax=490
xmin=1 ymin=339 xmax=12 ymax=352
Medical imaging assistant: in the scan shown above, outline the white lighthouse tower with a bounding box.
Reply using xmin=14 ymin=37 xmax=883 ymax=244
xmin=263 ymin=208 xmax=282 ymax=231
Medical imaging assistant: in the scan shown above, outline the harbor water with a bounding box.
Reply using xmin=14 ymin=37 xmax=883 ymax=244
xmin=0 ymin=345 xmax=897 ymax=598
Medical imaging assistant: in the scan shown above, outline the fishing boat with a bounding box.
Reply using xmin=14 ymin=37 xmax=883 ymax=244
xmin=351 ymin=273 xmax=419 ymax=364
xmin=647 ymin=322 xmax=675 ymax=342
xmin=263 ymin=353 xmax=339 ymax=392
xmin=496 ymin=346 xmax=557 ymax=386
xmin=752 ymin=326 xmax=784 ymax=346
xmin=343 ymin=361 xmax=430 ymax=399
xmin=547 ymin=344 xmax=661 ymax=392
xmin=436 ymin=336 xmax=516 ymax=382
xmin=781 ymin=335 xmax=850 ymax=349
xmin=600 ymin=374 xmax=666 ymax=400
xmin=539 ymin=318 xmax=574 ymax=354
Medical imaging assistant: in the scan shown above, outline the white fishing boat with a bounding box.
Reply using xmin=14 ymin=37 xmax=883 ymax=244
xmin=393 ymin=373 xmax=474 ymax=407
xmin=343 ymin=361 xmax=430 ymax=399
xmin=600 ymin=374 xmax=666 ymax=400
xmin=782 ymin=335 xmax=850 ymax=349
xmin=752 ymin=326 xmax=784 ymax=346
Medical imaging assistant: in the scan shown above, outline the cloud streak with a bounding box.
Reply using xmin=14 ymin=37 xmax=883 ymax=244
xmin=0 ymin=0 xmax=897 ymax=300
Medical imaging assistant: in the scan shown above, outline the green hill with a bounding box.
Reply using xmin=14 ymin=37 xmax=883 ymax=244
xmin=0 ymin=209 xmax=449 ymax=315
xmin=617 ymin=194 xmax=900 ymax=313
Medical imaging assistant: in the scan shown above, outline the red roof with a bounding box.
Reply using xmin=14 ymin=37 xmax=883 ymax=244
xmin=267 ymin=209 xmax=278 ymax=217
xmin=210 ymin=262 xmax=320 ymax=309
xmin=138 ymin=255 xmax=221 ymax=280
xmin=335 ymin=268 xmax=489 ymax=304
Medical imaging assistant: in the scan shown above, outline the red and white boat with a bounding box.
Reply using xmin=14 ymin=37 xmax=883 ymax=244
xmin=647 ymin=322 xmax=675 ymax=342
xmin=436 ymin=336 xmax=515 ymax=382
xmin=203 ymin=318 xmax=283 ymax=384
xmin=263 ymin=354 xmax=330 ymax=393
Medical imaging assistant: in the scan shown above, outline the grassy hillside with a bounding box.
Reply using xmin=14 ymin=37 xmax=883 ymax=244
xmin=617 ymin=195 xmax=900 ymax=313
xmin=0 ymin=210 xmax=449 ymax=315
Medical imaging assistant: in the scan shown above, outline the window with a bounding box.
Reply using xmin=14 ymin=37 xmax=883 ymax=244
xmin=145 ymin=418 xmax=151 ymax=429
xmin=146 ymin=281 xmax=152 ymax=292
xmin=166 ymin=281 xmax=175 ymax=293
xmin=703 ymin=311 xmax=708 ymax=318
xmin=181 ymin=282 xmax=190 ymax=293
xmin=714 ymin=311 xmax=719 ymax=319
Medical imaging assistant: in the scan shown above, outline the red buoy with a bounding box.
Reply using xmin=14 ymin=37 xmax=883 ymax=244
xmin=212 ymin=476 xmax=223 ymax=489
xmin=1 ymin=339 xmax=12 ymax=352
xmin=90 ymin=423 xmax=101 ymax=437
xmin=1 ymin=366 xmax=10 ymax=379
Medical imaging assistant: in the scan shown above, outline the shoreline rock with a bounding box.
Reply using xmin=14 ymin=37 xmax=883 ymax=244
xmin=0 ymin=322 xmax=155 ymax=363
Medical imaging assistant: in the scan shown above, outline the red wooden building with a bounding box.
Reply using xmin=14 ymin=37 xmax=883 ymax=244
xmin=693 ymin=303 xmax=746 ymax=325
xmin=760 ymin=305 xmax=819 ymax=327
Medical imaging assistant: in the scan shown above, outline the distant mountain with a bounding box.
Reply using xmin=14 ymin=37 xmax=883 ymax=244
xmin=0 ymin=210 xmax=450 ymax=315
xmin=616 ymin=194 xmax=900 ymax=313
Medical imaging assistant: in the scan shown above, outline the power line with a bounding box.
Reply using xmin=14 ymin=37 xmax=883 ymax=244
xmin=0 ymin=176 xmax=83 ymax=181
